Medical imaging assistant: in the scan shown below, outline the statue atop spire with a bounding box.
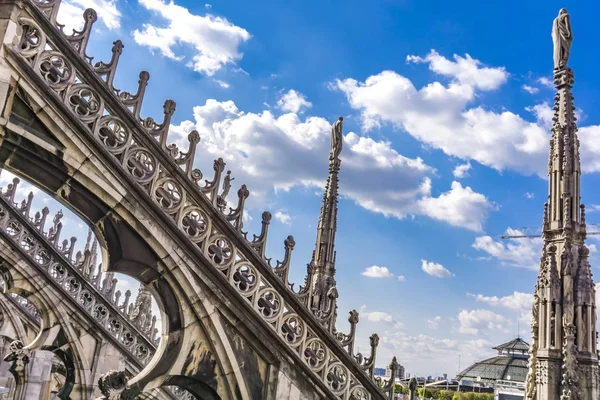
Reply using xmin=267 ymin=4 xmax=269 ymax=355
xmin=525 ymin=9 xmax=600 ymax=400
xmin=297 ymin=117 xmax=344 ymax=333
xmin=330 ymin=116 xmax=343 ymax=163
xmin=552 ymin=8 xmax=573 ymax=70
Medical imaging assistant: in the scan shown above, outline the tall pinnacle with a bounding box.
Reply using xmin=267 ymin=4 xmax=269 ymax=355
xmin=312 ymin=116 xmax=343 ymax=278
xmin=299 ymin=117 xmax=344 ymax=333
xmin=525 ymin=9 xmax=599 ymax=400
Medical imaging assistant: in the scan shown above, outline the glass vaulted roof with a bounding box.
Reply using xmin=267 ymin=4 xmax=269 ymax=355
xmin=457 ymin=338 xmax=530 ymax=384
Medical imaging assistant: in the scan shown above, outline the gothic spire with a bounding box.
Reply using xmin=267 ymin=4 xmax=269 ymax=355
xmin=311 ymin=116 xmax=343 ymax=278
xmin=300 ymin=117 xmax=344 ymax=333
xmin=525 ymin=9 xmax=599 ymax=400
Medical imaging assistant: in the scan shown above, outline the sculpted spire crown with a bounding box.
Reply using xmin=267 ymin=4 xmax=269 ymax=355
xmin=552 ymin=8 xmax=573 ymax=70
xmin=330 ymin=116 xmax=343 ymax=166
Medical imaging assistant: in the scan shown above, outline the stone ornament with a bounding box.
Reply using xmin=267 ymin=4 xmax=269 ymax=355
xmin=6 ymin=0 xmax=398 ymax=397
xmin=526 ymin=9 xmax=599 ymax=400
xmin=552 ymin=8 xmax=573 ymax=69
xmin=0 ymin=178 xmax=156 ymax=367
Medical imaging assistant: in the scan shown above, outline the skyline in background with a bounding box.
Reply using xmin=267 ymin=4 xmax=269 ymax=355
xmin=3 ymin=0 xmax=600 ymax=377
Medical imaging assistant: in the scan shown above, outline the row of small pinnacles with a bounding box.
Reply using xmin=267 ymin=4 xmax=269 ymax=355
xmin=0 ymin=174 xmax=159 ymax=344
xmin=8 ymin=0 xmax=403 ymax=397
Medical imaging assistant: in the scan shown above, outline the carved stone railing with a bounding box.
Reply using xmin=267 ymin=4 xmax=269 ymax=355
xmin=0 ymin=178 xmax=155 ymax=367
xmin=0 ymin=274 xmax=41 ymax=326
xmin=7 ymin=293 xmax=41 ymax=324
xmin=4 ymin=1 xmax=398 ymax=398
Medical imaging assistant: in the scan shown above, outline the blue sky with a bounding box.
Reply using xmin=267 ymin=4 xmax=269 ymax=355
xmin=4 ymin=0 xmax=600 ymax=377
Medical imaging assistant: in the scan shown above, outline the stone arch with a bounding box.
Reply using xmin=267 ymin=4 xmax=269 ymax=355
xmin=0 ymin=55 xmax=269 ymax=398
xmin=9 ymin=283 xmax=91 ymax=397
xmin=0 ymin=142 xmax=183 ymax=336
xmin=0 ymin=163 xmax=187 ymax=395
xmin=38 ymin=346 xmax=75 ymax=399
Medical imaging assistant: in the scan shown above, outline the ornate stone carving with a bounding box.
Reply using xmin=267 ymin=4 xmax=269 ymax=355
xmin=5 ymin=340 xmax=30 ymax=369
xmin=97 ymin=370 xmax=140 ymax=399
xmin=7 ymin=1 xmax=393 ymax=396
xmin=0 ymin=183 xmax=155 ymax=365
xmin=552 ymin=8 xmax=573 ymax=69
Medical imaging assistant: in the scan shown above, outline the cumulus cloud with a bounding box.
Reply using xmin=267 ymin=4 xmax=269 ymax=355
xmin=417 ymin=181 xmax=493 ymax=232
xmin=472 ymin=228 xmax=543 ymax=270
xmin=334 ymin=51 xmax=552 ymax=176
xmin=57 ymin=0 xmax=121 ymax=32
xmin=406 ymin=50 xmax=508 ymax=90
xmin=133 ymin=0 xmax=251 ymax=75
xmin=167 ymin=98 xmax=491 ymax=230
xmin=274 ymin=210 xmax=292 ymax=225
xmin=458 ymin=309 xmax=509 ymax=335
xmin=362 ymin=265 xmax=394 ymax=278
xmin=421 ymin=259 xmax=453 ymax=278
xmin=525 ymin=192 xmax=535 ymax=199
xmin=277 ymin=90 xmax=312 ymax=114
xmin=467 ymin=292 xmax=533 ymax=311
xmin=397 ymin=275 xmax=406 ymax=282
xmin=453 ymin=162 xmax=471 ymax=178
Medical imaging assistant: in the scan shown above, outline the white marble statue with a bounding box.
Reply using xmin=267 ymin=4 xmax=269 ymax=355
xmin=552 ymin=8 xmax=572 ymax=69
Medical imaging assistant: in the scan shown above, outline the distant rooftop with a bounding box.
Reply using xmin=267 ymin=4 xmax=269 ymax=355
xmin=457 ymin=337 xmax=530 ymax=384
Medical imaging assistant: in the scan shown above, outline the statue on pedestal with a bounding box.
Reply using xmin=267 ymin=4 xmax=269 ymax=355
xmin=552 ymin=8 xmax=572 ymax=69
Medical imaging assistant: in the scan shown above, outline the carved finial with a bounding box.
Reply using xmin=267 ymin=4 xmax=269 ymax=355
xmin=94 ymin=40 xmax=124 ymax=88
xmin=250 ymin=211 xmax=272 ymax=257
xmin=62 ymin=8 xmax=98 ymax=58
xmin=274 ymin=235 xmax=295 ymax=285
xmin=202 ymin=158 xmax=225 ymax=203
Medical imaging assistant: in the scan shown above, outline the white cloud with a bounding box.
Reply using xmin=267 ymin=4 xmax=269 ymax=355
xmin=526 ymin=102 xmax=553 ymax=129
xmin=133 ymin=0 xmax=251 ymax=76
xmin=406 ymin=50 xmax=508 ymax=90
xmin=57 ymin=0 xmax=121 ymax=32
xmin=359 ymin=305 xmax=404 ymax=329
xmin=397 ymin=275 xmax=406 ymax=282
xmin=453 ymin=162 xmax=471 ymax=178
xmin=428 ymin=316 xmax=441 ymax=329
xmin=361 ymin=265 xmax=394 ymax=278
xmin=380 ymin=331 xmax=458 ymax=369
xmin=277 ymin=90 xmax=312 ymax=114
xmin=467 ymin=292 xmax=533 ymax=312
xmin=421 ymin=259 xmax=453 ymax=278
xmin=525 ymin=192 xmax=535 ymax=199
xmin=417 ymin=181 xmax=493 ymax=232
xmin=522 ymin=85 xmax=539 ymax=94
xmin=579 ymin=126 xmax=600 ymax=173
xmin=214 ymin=79 xmax=230 ymax=89
xmin=273 ymin=210 xmax=292 ymax=225
xmin=205 ymin=3 xmax=211 ymax=8
xmin=537 ymin=77 xmax=554 ymax=89
xmin=458 ymin=309 xmax=509 ymax=335
xmin=167 ymin=98 xmax=491 ymax=230
xmin=334 ymin=52 xmax=551 ymax=176
xmin=472 ymin=228 xmax=543 ymax=270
